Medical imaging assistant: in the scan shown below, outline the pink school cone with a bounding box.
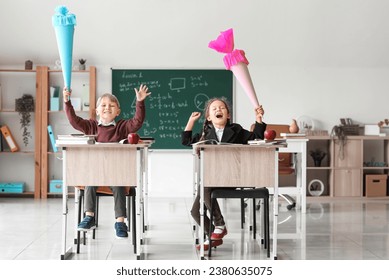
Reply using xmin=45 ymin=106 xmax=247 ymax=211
xmin=209 ymin=28 xmax=260 ymax=108
xmin=230 ymin=62 xmax=260 ymax=108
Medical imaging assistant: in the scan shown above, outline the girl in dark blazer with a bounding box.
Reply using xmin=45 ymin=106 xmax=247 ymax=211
xmin=182 ymin=97 xmax=266 ymax=250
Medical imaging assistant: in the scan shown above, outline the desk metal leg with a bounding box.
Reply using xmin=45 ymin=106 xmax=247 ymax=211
xmin=143 ymin=147 xmax=149 ymax=231
xmin=61 ymin=149 xmax=73 ymax=260
xmin=192 ymin=153 xmax=200 ymax=238
xmin=135 ymin=148 xmax=143 ymax=260
xmin=272 ymin=151 xmax=279 ymax=260
xmin=301 ymin=145 xmax=307 ymax=214
xmin=199 ymin=149 xmax=205 ymax=260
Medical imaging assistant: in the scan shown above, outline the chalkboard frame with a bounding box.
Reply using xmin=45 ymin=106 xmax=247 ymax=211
xmin=111 ymin=69 xmax=234 ymax=150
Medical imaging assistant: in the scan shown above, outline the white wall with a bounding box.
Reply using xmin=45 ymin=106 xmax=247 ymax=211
xmin=1 ymin=0 xmax=389 ymax=197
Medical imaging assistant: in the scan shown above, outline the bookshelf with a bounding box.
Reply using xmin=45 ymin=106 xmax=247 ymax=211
xmin=0 ymin=68 xmax=42 ymax=198
xmin=40 ymin=66 xmax=96 ymax=198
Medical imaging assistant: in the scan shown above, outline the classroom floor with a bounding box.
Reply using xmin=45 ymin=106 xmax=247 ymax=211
xmin=1 ymin=196 xmax=389 ymax=260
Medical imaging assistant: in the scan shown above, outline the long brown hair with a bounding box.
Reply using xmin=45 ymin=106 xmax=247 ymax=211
xmin=199 ymin=97 xmax=232 ymax=141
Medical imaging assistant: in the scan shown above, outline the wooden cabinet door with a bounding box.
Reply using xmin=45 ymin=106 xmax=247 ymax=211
xmin=334 ymin=169 xmax=361 ymax=197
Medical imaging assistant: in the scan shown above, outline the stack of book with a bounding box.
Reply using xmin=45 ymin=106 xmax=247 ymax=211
xmin=280 ymin=133 xmax=306 ymax=138
xmin=55 ymin=134 xmax=96 ymax=146
xmin=247 ymin=139 xmax=287 ymax=146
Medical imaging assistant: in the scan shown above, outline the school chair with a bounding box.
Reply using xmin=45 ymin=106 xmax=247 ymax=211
xmin=208 ymin=187 xmax=270 ymax=258
xmin=76 ymin=186 xmax=137 ymax=254
xmin=249 ymin=123 xmax=297 ymax=211
xmin=264 ymin=124 xmax=297 ymax=210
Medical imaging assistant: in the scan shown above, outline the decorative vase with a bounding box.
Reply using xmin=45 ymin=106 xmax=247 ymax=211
xmin=289 ymin=119 xmax=299 ymax=133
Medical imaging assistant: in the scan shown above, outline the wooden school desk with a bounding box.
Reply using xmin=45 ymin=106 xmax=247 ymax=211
xmin=57 ymin=141 xmax=153 ymax=260
xmin=194 ymin=143 xmax=282 ymax=260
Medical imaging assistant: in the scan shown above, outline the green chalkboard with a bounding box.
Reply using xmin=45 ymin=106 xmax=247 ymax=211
xmin=112 ymin=69 xmax=233 ymax=149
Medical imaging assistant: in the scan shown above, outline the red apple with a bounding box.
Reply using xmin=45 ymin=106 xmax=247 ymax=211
xmin=127 ymin=133 xmax=140 ymax=144
xmin=264 ymin=129 xmax=276 ymax=141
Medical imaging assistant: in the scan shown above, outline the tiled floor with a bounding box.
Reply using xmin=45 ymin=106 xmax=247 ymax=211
xmin=1 ymin=196 xmax=389 ymax=260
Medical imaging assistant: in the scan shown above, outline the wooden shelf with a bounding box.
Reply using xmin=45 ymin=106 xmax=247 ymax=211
xmin=0 ymin=66 xmax=96 ymax=199
xmin=0 ymin=151 xmax=35 ymax=154
xmin=40 ymin=66 xmax=96 ymax=199
xmin=0 ymin=69 xmax=36 ymax=73
xmin=0 ymin=67 xmax=42 ymax=199
xmin=0 ymin=192 xmax=34 ymax=197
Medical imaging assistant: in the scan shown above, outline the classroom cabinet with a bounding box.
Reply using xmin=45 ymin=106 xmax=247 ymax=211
xmin=334 ymin=169 xmax=361 ymax=197
xmin=307 ymin=135 xmax=389 ymax=198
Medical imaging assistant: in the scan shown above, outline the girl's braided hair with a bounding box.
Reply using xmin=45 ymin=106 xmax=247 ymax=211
xmin=199 ymin=97 xmax=232 ymax=141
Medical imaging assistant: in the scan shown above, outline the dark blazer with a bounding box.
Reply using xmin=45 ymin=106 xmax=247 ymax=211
xmin=181 ymin=121 xmax=266 ymax=146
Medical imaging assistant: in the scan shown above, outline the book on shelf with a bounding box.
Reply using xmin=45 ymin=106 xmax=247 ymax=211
xmin=56 ymin=134 xmax=96 ymax=145
xmin=0 ymin=125 xmax=19 ymax=152
xmin=47 ymin=125 xmax=58 ymax=152
xmin=0 ymin=128 xmax=3 ymax=151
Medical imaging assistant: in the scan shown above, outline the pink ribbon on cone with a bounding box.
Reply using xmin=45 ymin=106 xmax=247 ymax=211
xmin=208 ymin=28 xmax=260 ymax=108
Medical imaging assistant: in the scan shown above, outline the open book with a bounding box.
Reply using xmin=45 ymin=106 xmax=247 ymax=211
xmin=192 ymin=139 xmax=244 ymax=146
xmin=192 ymin=139 xmax=219 ymax=146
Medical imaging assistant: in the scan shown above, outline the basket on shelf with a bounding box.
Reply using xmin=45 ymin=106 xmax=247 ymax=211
xmin=340 ymin=125 xmax=360 ymax=135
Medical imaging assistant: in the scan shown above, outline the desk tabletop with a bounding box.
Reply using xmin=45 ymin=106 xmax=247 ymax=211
xmin=194 ymin=143 xmax=286 ymax=149
xmin=57 ymin=140 xmax=154 ymax=149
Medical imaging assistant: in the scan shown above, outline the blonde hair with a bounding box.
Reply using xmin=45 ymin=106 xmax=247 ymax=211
xmin=96 ymin=93 xmax=120 ymax=108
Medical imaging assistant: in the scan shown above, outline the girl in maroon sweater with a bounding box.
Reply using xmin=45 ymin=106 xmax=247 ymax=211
xmin=63 ymin=85 xmax=151 ymax=238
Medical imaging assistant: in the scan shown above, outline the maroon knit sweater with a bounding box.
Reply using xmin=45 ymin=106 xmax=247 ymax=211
xmin=64 ymin=100 xmax=145 ymax=143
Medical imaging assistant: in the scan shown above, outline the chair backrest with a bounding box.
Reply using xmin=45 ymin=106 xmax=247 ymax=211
xmin=252 ymin=123 xmax=294 ymax=174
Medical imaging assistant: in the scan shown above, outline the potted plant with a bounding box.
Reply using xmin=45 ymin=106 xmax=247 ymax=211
xmin=15 ymin=94 xmax=34 ymax=146
xmin=79 ymin=58 xmax=87 ymax=70
xmin=309 ymin=149 xmax=326 ymax=167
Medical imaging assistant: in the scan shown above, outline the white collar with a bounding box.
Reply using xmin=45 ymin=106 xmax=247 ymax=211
xmin=98 ymin=120 xmax=116 ymax=126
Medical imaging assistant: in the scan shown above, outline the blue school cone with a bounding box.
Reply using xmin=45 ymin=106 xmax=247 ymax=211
xmin=52 ymin=6 xmax=76 ymax=99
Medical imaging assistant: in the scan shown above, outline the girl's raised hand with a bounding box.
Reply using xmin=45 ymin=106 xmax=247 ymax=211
xmin=255 ymin=105 xmax=265 ymax=123
xmin=189 ymin=112 xmax=201 ymax=122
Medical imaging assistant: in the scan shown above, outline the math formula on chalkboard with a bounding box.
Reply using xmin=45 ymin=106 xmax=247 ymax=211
xmin=112 ymin=69 xmax=233 ymax=149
